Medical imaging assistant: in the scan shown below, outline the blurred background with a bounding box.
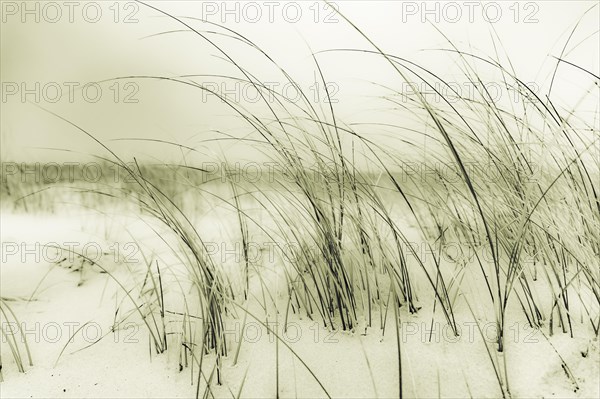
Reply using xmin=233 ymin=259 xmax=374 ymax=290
xmin=1 ymin=1 xmax=598 ymax=163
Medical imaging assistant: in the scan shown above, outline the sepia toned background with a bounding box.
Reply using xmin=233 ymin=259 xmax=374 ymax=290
xmin=2 ymin=1 xmax=598 ymax=163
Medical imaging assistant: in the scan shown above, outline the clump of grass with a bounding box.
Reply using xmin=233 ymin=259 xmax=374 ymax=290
xmin=329 ymin=3 xmax=599 ymax=352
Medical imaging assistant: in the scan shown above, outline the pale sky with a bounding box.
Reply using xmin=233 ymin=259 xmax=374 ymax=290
xmin=1 ymin=1 xmax=598 ymax=163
